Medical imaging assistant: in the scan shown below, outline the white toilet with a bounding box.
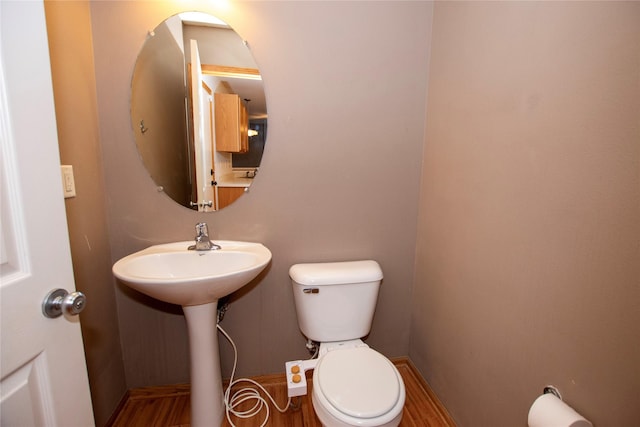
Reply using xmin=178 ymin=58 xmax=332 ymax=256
xmin=290 ymin=260 xmax=406 ymax=427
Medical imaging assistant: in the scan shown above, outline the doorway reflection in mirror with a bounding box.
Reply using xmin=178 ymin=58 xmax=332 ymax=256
xmin=130 ymin=12 xmax=267 ymax=212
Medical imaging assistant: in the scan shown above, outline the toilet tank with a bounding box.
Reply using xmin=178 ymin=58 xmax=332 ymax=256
xmin=290 ymin=260 xmax=383 ymax=342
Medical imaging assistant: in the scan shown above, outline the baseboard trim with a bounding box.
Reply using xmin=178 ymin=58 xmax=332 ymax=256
xmin=103 ymin=390 xmax=129 ymax=427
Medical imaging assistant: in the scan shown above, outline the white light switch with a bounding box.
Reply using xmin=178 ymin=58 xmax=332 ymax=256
xmin=60 ymin=165 xmax=76 ymax=198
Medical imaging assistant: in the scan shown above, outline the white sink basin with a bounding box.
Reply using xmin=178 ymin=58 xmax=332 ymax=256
xmin=112 ymin=241 xmax=271 ymax=306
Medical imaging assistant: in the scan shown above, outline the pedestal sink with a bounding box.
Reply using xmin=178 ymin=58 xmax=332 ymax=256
xmin=112 ymin=240 xmax=271 ymax=427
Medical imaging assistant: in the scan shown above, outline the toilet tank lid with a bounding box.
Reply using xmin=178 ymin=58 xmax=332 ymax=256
xmin=289 ymin=260 xmax=383 ymax=286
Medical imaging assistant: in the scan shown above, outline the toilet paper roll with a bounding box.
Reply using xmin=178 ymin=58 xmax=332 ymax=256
xmin=528 ymin=393 xmax=592 ymax=427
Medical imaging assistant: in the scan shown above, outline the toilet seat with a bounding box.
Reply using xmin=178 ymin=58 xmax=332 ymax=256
xmin=313 ymin=346 xmax=405 ymax=426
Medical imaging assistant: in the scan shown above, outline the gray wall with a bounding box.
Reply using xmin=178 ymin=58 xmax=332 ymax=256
xmin=131 ymin=19 xmax=190 ymax=205
xmin=89 ymin=1 xmax=432 ymax=387
xmin=44 ymin=2 xmax=127 ymax=426
xmin=411 ymin=2 xmax=640 ymax=426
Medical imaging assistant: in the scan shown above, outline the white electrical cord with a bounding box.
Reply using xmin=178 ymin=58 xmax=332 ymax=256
xmin=217 ymin=324 xmax=291 ymax=427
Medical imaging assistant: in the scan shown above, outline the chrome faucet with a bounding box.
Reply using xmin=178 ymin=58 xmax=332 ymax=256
xmin=188 ymin=222 xmax=221 ymax=251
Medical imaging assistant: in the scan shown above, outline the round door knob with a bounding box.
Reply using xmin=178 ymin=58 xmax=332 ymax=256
xmin=42 ymin=288 xmax=87 ymax=318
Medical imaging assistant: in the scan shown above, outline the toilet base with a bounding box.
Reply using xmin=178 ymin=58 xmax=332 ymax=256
xmin=312 ymin=391 xmax=403 ymax=427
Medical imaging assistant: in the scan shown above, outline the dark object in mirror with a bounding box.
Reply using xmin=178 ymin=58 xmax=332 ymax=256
xmin=130 ymin=12 xmax=267 ymax=211
xmin=233 ymin=119 xmax=266 ymax=169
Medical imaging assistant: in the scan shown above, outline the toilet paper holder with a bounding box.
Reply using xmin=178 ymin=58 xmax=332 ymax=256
xmin=543 ymin=385 xmax=562 ymax=400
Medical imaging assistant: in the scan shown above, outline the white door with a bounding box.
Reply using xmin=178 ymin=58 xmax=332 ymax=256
xmin=0 ymin=1 xmax=95 ymax=426
xmin=190 ymin=39 xmax=215 ymax=212
xmin=202 ymin=81 xmax=218 ymax=211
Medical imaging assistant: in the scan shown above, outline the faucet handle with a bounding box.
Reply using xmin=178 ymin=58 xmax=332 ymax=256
xmin=189 ymin=222 xmax=221 ymax=251
xmin=195 ymin=222 xmax=208 ymax=235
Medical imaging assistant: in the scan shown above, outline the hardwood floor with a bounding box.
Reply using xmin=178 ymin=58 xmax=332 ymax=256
xmin=108 ymin=358 xmax=455 ymax=427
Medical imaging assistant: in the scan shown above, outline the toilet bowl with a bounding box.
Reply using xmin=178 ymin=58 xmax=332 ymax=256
xmin=290 ymin=261 xmax=406 ymax=427
xmin=311 ymin=341 xmax=405 ymax=427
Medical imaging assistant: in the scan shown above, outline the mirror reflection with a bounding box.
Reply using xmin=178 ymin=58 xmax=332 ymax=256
xmin=131 ymin=12 xmax=267 ymax=211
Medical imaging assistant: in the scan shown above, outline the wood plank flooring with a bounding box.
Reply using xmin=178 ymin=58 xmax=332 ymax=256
xmin=108 ymin=358 xmax=455 ymax=427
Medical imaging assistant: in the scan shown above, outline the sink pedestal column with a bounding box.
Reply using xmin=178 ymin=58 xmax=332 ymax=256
xmin=183 ymin=302 xmax=224 ymax=427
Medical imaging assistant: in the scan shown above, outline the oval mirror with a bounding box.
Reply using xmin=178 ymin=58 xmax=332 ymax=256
xmin=131 ymin=12 xmax=267 ymax=211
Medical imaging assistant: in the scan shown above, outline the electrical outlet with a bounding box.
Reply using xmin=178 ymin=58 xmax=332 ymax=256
xmin=60 ymin=165 xmax=76 ymax=198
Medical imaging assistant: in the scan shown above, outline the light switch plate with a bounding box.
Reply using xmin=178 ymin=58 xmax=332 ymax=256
xmin=60 ymin=165 xmax=76 ymax=198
